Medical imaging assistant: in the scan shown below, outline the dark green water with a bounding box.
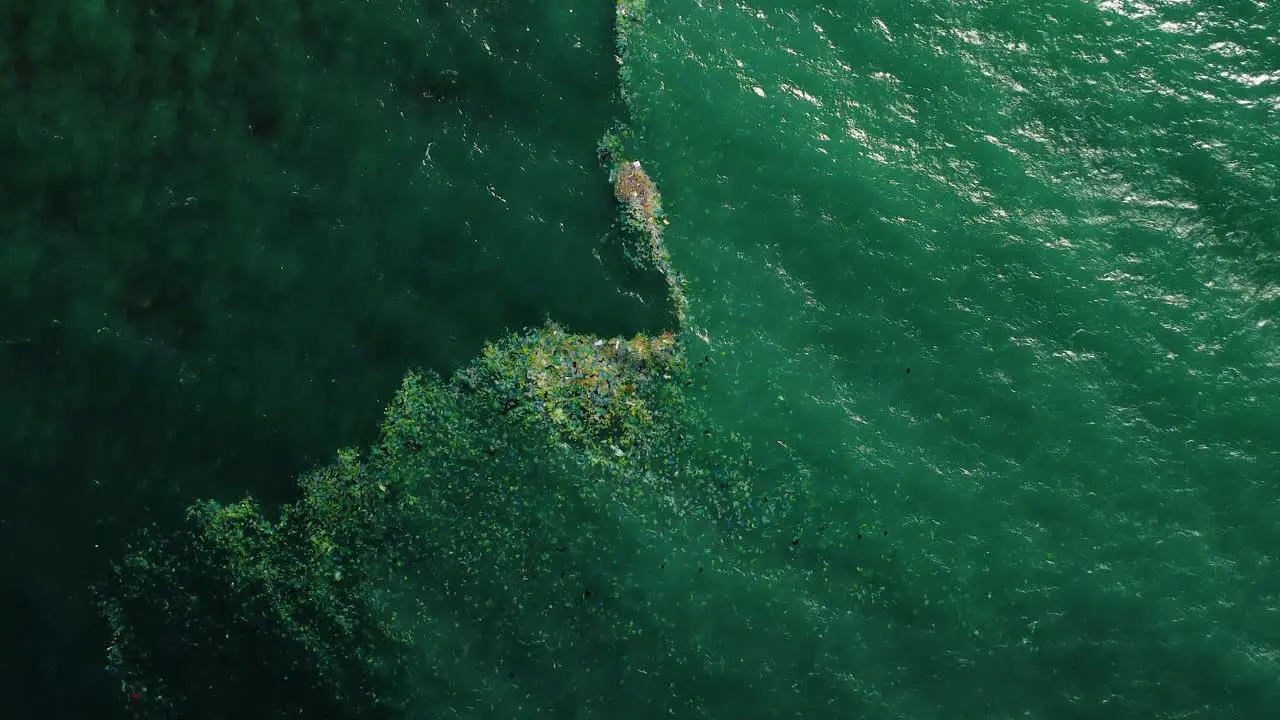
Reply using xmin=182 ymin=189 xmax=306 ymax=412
xmin=3 ymin=0 xmax=1278 ymax=717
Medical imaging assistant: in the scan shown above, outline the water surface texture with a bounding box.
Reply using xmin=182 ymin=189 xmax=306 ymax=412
xmin=626 ymin=0 xmax=1279 ymax=715
xmin=3 ymin=1 xmax=1278 ymax=718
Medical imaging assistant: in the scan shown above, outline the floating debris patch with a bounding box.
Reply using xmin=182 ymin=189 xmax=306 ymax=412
xmin=600 ymin=143 xmax=690 ymax=324
xmin=458 ymin=322 xmax=686 ymax=458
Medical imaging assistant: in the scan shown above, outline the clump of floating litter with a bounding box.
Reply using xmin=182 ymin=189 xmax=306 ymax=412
xmin=615 ymin=160 xmax=665 ymax=239
xmin=457 ymin=322 xmax=685 ymax=458
xmin=599 ymin=133 xmax=690 ymax=325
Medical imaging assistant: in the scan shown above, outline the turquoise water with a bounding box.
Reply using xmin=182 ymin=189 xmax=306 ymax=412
xmin=3 ymin=0 xmax=1278 ymax=717
xmin=617 ymin=0 xmax=1280 ymax=715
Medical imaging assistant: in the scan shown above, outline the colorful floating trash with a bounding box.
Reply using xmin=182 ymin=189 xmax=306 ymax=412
xmin=458 ymin=322 xmax=686 ymax=457
xmin=603 ymin=144 xmax=690 ymax=324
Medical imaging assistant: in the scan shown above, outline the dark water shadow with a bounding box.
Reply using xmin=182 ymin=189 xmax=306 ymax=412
xmin=0 ymin=1 xmax=667 ymax=717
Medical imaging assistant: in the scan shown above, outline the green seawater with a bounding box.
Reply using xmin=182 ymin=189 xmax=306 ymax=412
xmin=632 ymin=1 xmax=1280 ymax=714
xmin=632 ymin=0 xmax=1280 ymax=712
xmin=624 ymin=0 xmax=1280 ymax=715
xmin=2 ymin=0 xmax=1278 ymax=718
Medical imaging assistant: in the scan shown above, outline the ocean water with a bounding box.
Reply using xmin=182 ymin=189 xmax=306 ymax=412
xmin=2 ymin=0 xmax=1278 ymax=718
xmin=616 ymin=0 xmax=1280 ymax=715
